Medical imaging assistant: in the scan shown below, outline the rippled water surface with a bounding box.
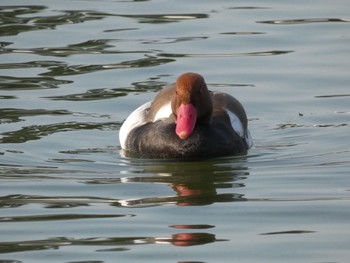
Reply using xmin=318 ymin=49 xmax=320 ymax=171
xmin=1 ymin=0 xmax=350 ymax=262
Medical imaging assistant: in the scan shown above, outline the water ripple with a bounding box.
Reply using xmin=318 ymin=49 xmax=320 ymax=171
xmin=0 ymin=121 xmax=120 ymax=143
xmin=116 ymin=13 xmax=208 ymax=23
xmin=0 ymin=6 xmax=110 ymax=36
xmin=0 ymin=75 xmax=72 ymax=90
xmin=0 ymin=213 xmax=131 ymax=223
xmin=0 ymin=194 xmax=120 ymax=208
xmin=0 ymin=108 xmax=71 ymax=124
xmin=44 ymin=80 xmax=167 ymax=101
xmin=158 ymin=50 xmax=293 ymax=58
xmin=260 ymin=230 xmax=316 ymax=235
xmin=1 ymin=39 xmax=151 ymax=57
xmin=257 ymin=18 xmax=350 ymax=25
xmin=40 ymin=56 xmax=174 ymax=76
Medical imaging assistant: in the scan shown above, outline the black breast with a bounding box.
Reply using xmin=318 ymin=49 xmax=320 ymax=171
xmin=124 ymin=115 xmax=247 ymax=158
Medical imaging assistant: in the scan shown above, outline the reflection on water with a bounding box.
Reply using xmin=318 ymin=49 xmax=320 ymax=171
xmin=115 ymin=159 xmax=248 ymax=207
xmin=0 ymin=232 xmax=225 ymax=254
xmin=0 ymin=158 xmax=244 ymax=254
xmin=1 ymin=158 xmax=248 ymax=208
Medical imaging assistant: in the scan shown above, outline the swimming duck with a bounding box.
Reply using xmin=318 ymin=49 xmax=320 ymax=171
xmin=119 ymin=72 xmax=252 ymax=158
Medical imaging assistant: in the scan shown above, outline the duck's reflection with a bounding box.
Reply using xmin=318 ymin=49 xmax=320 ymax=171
xmin=0 ymin=231 xmax=226 ymax=253
xmin=156 ymin=232 xmax=226 ymax=246
xmin=117 ymin=157 xmax=248 ymax=207
xmin=157 ymin=224 xmax=227 ymax=246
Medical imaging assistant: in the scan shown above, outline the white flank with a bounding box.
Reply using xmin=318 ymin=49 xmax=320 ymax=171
xmin=226 ymin=109 xmax=244 ymax=138
xmin=119 ymin=101 xmax=151 ymax=149
xmin=226 ymin=108 xmax=253 ymax=148
xmin=153 ymin=102 xmax=172 ymax=121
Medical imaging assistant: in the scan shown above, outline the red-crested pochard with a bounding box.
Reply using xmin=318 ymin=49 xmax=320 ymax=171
xmin=119 ymin=72 xmax=252 ymax=158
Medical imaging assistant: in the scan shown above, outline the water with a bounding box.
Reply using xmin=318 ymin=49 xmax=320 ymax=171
xmin=1 ymin=0 xmax=350 ymax=262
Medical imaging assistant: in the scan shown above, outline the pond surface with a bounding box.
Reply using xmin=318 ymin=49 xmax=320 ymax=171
xmin=1 ymin=0 xmax=350 ymax=262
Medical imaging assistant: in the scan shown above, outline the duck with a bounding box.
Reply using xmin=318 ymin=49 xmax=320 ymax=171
xmin=119 ymin=72 xmax=252 ymax=158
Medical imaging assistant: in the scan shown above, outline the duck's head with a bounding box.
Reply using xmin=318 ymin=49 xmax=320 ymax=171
xmin=172 ymin=72 xmax=213 ymax=139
